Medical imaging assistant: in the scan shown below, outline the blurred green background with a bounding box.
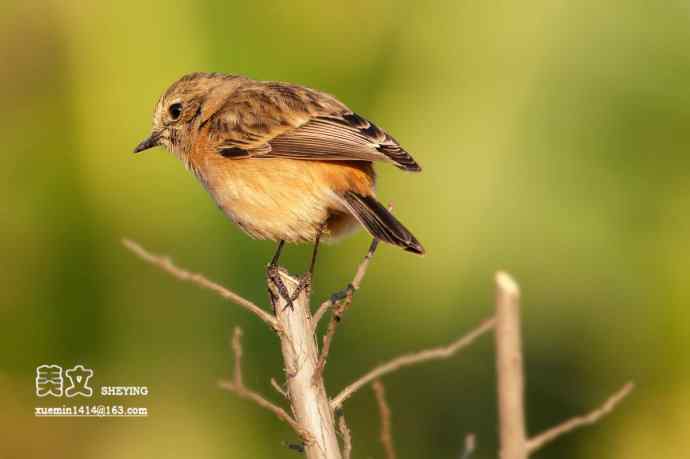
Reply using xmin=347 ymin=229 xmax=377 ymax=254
xmin=2 ymin=1 xmax=689 ymax=457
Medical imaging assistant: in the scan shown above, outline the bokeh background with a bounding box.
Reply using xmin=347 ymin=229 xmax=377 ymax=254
xmin=2 ymin=1 xmax=689 ymax=457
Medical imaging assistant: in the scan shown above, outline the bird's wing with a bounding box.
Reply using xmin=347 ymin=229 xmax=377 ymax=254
xmin=267 ymin=113 xmax=421 ymax=172
xmin=208 ymin=83 xmax=421 ymax=172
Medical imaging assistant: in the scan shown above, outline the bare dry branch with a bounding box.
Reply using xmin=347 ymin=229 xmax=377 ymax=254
xmin=270 ymin=269 xmax=343 ymax=458
xmin=338 ymin=415 xmax=353 ymax=459
xmin=123 ymin=239 xmax=277 ymax=329
xmin=372 ymin=380 xmax=396 ymax=459
xmin=312 ymin=238 xmax=379 ymax=328
xmin=495 ymin=271 xmax=528 ymax=459
xmin=331 ymin=316 xmax=495 ymax=409
xmin=128 ymin=236 xmax=631 ymax=459
xmin=526 ymin=382 xmax=634 ymax=454
xmin=218 ymin=327 xmax=306 ymax=438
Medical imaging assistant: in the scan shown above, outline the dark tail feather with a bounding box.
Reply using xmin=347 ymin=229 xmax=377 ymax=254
xmin=342 ymin=192 xmax=425 ymax=255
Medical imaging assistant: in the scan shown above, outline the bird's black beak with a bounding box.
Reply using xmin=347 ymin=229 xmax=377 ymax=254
xmin=133 ymin=132 xmax=161 ymax=154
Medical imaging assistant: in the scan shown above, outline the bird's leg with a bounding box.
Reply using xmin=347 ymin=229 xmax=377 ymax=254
xmin=266 ymin=240 xmax=296 ymax=311
xmin=270 ymin=240 xmax=285 ymax=266
xmin=289 ymin=225 xmax=324 ymax=304
xmin=307 ymin=225 xmax=324 ymax=277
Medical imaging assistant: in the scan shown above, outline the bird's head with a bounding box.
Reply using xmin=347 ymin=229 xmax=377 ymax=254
xmin=133 ymin=72 xmax=243 ymax=157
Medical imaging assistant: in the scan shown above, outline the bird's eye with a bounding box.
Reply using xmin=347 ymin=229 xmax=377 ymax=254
xmin=168 ymin=103 xmax=182 ymax=120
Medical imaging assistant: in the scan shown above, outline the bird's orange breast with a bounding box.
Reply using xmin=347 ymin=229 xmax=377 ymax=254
xmin=189 ymin=150 xmax=376 ymax=243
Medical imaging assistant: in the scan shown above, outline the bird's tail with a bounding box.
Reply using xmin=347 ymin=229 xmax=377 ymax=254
xmin=342 ymin=192 xmax=425 ymax=255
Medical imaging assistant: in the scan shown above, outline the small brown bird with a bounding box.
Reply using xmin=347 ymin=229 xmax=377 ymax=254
xmin=134 ymin=72 xmax=423 ymax=294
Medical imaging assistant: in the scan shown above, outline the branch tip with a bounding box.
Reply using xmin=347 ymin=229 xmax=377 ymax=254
xmin=461 ymin=433 xmax=476 ymax=459
xmin=495 ymin=271 xmax=520 ymax=298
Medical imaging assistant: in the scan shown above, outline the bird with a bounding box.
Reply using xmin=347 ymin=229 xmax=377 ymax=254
xmin=134 ymin=72 xmax=424 ymax=304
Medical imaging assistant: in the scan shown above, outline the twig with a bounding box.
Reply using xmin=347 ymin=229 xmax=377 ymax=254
xmin=218 ymin=327 xmax=306 ymax=438
xmin=313 ymin=238 xmax=379 ymax=328
xmin=372 ymin=380 xmax=396 ymax=459
xmin=313 ymin=295 xmax=351 ymax=384
xmin=526 ymin=382 xmax=634 ymax=454
xmin=313 ymin=205 xmax=389 ymax=328
xmin=231 ymin=327 xmax=244 ymax=386
xmin=219 ymin=378 xmax=302 ymax=433
xmin=312 ymin=297 xmax=334 ymax=330
xmin=495 ymin=271 xmax=527 ymax=459
xmin=123 ymin=239 xmax=277 ymax=329
xmin=313 ymin=238 xmax=380 ymax=383
xmin=460 ymin=433 xmax=476 ymax=459
xmin=271 ymin=377 xmax=289 ymax=400
xmin=338 ymin=415 xmax=353 ymax=459
xmin=331 ymin=316 xmax=496 ymax=409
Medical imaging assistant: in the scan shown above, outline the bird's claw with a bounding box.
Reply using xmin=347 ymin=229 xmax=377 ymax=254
xmin=287 ymin=272 xmax=312 ymax=309
xmin=266 ymin=267 xmax=313 ymax=312
xmin=267 ymin=264 xmax=296 ymax=311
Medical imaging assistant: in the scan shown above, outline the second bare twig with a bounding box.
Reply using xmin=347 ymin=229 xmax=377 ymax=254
xmin=525 ymin=382 xmax=634 ymax=454
xmin=331 ymin=316 xmax=495 ymax=409
xmin=337 ymin=414 xmax=353 ymax=459
xmin=373 ymin=380 xmax=397 ymax=459
xmin=218 ymin=327 xmax=306 ymax=438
